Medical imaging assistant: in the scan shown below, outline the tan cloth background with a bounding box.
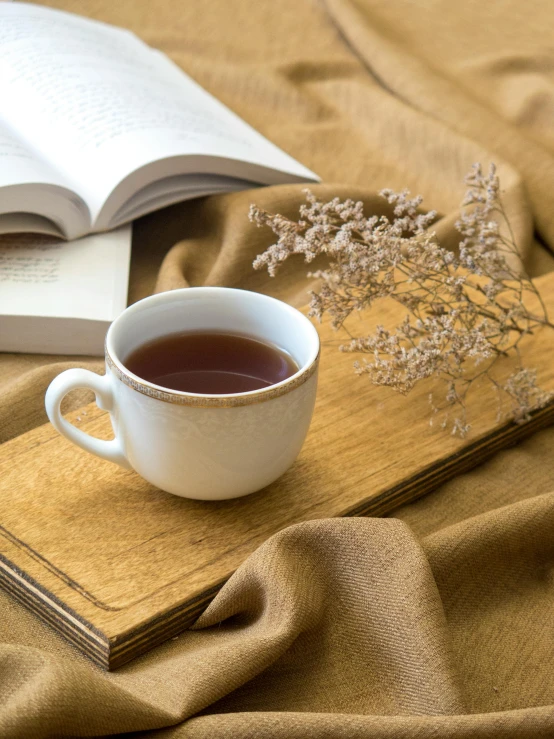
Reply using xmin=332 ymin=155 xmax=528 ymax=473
xmin=1 ymin=0 xmax=554 ymax=736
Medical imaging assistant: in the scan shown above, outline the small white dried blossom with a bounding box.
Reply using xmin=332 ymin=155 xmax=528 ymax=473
xmin=250 ymin=165 xmax=554 ymax=437
xmin=502 ymin=369 xmax=553 ymax=423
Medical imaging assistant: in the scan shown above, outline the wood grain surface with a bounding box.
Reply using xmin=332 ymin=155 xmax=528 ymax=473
xmin=2 ymin=274 xmax=554 ymax=669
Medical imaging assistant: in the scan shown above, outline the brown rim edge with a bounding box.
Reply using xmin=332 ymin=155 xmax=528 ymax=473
xmin=105 ymin=346 xmax=319 ymax=408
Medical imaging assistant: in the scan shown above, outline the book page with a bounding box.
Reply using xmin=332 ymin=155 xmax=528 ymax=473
xmin=0 ymin=118 xmax=69 ymax=190
xmin=0 ymin=117 xmax=90 ymax=238
xmin=0 ymin=227 xmax=131 ymax=321
xmin=0 ymin=4 xmax=316 ymax=222
xmin=0 ymin=213 xmax=66 ymax=238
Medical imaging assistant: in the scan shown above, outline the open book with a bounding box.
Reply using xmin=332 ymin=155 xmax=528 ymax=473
xmin=0 ymin=3 xmax=318 ymax=240
xmin=0 ymin=228 xmax=131 ymax=355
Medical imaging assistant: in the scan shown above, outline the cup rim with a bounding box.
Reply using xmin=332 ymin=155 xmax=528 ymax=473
xmin=105 ymin=287 xmax=320 ymax=408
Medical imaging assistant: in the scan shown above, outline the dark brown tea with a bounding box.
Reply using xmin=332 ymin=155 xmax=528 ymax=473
xmin=124 ymin=331 xmax=299 ymax=394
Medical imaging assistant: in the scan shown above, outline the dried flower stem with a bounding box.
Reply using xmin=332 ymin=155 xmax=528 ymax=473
xmin=250 ymin=164 xmax=554 ymax=437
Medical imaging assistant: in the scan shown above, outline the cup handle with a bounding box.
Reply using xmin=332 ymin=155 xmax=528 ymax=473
xmin=45 ymin=368 xmax=132 ymax=469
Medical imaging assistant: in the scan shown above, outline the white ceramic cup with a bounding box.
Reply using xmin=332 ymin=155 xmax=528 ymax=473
xmin=45 ymin=287 xmax=320 ymax=500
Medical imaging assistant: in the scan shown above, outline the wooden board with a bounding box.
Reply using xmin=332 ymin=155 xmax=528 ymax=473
xmin=2 ymin=274 xmax=554 ymax=669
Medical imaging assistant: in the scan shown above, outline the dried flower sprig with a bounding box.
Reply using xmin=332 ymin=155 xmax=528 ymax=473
xmin=250 ymin=164 xmax=554 ymax=437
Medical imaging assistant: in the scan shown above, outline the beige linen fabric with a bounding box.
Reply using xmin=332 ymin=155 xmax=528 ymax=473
xmin=1 ymin=0 xmax=554 ymax=736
